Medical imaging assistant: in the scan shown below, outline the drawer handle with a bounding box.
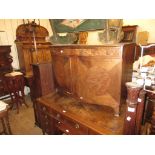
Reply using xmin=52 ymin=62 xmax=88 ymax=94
xmin=44 ymin=115 xmax=47 ymax=119
xmin=42 ymin=107 xmax=46 ymax=111
xmin=60 ymin=50 xmax=63 ymax=53
xmin=45 ymin=122 xmax=49 ymax=125
xmin=65 ymin=129 xmax=69 ymax=133
xmin=80 ymin=96 xmax=83 ymax=100
xmin=56 ymin=114 xmax=60 ymax=118
xmin=75 ymin=123 xmax=80 ymax=129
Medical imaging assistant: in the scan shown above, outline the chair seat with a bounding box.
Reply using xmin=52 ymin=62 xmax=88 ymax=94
xmin=0 ymin=100 xmax=8 ymax=111
xmin=4 ymin=72 xmax=28 ymax=113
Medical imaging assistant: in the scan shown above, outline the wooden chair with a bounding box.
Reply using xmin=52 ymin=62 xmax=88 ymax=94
xmin=4 ymin=72 xmax=28 ymax=114
xmin=0 ymin=101 xmax=12 ymax=135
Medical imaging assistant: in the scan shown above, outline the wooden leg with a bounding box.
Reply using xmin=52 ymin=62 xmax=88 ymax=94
xmin=5 ymin=114 xmax=12 ymax=135
xmin=1 ymin=118 xmax=7 ymax=134
xmin=150 ymin=106 xmax=155 ymax=134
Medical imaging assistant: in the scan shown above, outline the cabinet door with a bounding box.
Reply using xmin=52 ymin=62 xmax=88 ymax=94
xmin=52 ymin=55 xmax=72 ymax=94
xmin=75 ymin=56 xmax=122 ymax=114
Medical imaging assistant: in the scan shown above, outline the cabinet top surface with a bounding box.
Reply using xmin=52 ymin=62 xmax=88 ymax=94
xmin=51 ymin=43 xmax=133 ymax=48
xmin=37 ymin=92 xmax=126 ymax=134
xmin=0 ymin=45 xmax=11 ymax=47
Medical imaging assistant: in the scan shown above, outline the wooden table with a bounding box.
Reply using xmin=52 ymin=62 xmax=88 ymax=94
xmin=36 ymin=92 xmax=126 ymax=135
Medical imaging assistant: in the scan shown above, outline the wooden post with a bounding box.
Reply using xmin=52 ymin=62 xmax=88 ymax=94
xmin=123 ymin=82 xmax=146 ymax=135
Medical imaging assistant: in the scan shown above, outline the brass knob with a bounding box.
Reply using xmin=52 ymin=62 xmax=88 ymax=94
xmin=42 ymin=107 xmax=46 ymax=111
xmin=65 ymin=129 xmax=69 ymax=133
xmin=56 ymin=113 xmax=60 ymax=118
xmin=75 ymin=123 xmax=80 ymax=129
xmin=44 ymin=115 xmax=47 ymax=119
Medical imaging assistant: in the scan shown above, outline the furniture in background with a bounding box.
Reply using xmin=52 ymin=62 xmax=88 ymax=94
xmin=31 ymin=62 xmax=55 ymax=126
xmin=0 ymin=45 xmax=13 ymax=99
xmin=121 ymin=25 xmax=138 ymax=43
xmin=134 ymin=44 xmax=155 ymax=134
xmin=15 ymin=21 xmax=52 ymax=92
xmin=4 ymin=72 xmax=28 ymax=113
xmin=51 ymin=43 xmax=136 ymax=116
xmin=0 ymin=101 xmax=12 ymax=134
xmin=135 ymin=44 xmax=155 ymax=60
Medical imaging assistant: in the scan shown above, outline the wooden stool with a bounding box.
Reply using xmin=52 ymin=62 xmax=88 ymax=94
xmin=0 ymin=101 xmax=12 ymax=135
xmin=4 ymin=72 xmax=28 ymax=114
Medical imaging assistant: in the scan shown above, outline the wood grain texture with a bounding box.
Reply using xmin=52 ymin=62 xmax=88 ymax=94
xmin=15 ymin=22 xmax=52 ymax=76
xmin=51 ymin=43 xmax=135 ymax=116
xmin=36 ymin=92 xmax=126 ymax=135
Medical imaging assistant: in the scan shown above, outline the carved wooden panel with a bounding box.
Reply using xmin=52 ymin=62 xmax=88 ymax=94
xmin=75 ymin=56 xmax=121 ymax=114
xmin=15 ymin=21 xmax=52 ymax=76
xmin=16 ymin=42 xmax=52 ymax=76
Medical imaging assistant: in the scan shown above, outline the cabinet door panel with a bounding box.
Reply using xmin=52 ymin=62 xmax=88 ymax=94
xmin=52 ymin=55 xmax=72 ymax=93
xmin=75 ymin=56 xmax=122 ymax=114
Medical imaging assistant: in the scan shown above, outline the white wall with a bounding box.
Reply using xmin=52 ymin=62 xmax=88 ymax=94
xmin=0 ymin=19 xmax=52 ymax=69
xmin=1 ymin=19 xmax=155 ymax=69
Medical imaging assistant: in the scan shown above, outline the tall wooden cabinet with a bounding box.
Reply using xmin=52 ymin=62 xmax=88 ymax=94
xmin=31 ymin=62 xmax=55 ymax=126
xmin=51 ymin=43 xmax=135 ymax=116
xmin=0 ymin=46 xmax=13 ymax=98
xmin=15 ymin=21 xmax=52 ymax=78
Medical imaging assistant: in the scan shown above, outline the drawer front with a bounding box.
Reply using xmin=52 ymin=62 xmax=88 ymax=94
xmin=51 ymin=110 xmax=88 ymax=135
xmin=38 ymin=104 xmax=55 ymax=134
xmin=55 ymin=120 xmax=88 ymax=135
xmin=40 ymin=113 xmax=55 ymax=135
xmin=88 ymin=129 xmax=101 ymax=135
xmin=52 ymin=47 xmax=122 ymax=58
xmin=39 ymin=103 xmax=49 ymax=114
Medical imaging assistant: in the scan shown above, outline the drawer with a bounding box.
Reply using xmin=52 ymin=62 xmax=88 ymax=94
xmin=55 ymin=117 xmax=88 ymax=135
xmin=88 ymin=129 xmax=101 ymax=135
xmin=39 ymin=103 xmax=48 ymax=113
xmin=40 ymin=114 xmax=55 ymax=135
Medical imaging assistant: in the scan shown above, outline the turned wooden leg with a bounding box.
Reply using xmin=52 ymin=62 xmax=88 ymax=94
xmin=123 ymin=82 xmax=144 ymax=135
xmin=150 ymin=106 xmax=155 ymax=134
xmin=5 ymin=114 xmax=12 ymax=135
xmin=1 ymin=118 xmax=7 ymax=134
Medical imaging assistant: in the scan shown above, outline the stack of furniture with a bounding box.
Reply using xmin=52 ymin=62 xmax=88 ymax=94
xmin=0 ymin=46 xmax=13 ymax=99
xmin=34 ymin=43 xmax=136 ymax=134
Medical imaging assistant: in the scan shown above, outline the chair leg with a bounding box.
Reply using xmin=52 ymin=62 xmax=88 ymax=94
xmin=23 ymin=97 xmax=28 ymax=108
xmin=5 ymin=114 xmax=12 ymax=135
xmin=1 ymin=118 xmax=7 ymax=134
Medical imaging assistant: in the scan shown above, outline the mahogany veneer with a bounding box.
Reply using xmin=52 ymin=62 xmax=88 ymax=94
xmin=51 ymin=43 xmax=135 ymax=116
xmin=36 ymin=92 xmax=126 ymax=135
